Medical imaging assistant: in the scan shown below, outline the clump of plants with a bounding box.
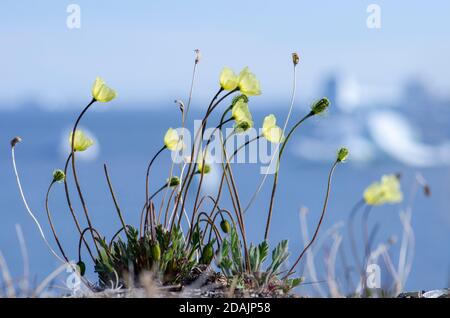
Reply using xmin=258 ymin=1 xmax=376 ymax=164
xmin=10 ymin=51 xmax=349 ymax=295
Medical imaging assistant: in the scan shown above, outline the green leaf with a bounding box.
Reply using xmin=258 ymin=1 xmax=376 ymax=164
xmin=230 ymin=226 xmax=243 ymax=273
xmin=269 ymin=240 xmax=289 ymax=274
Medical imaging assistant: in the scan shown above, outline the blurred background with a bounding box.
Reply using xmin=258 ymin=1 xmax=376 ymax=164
xmin=0 ymin=0 xmax=449 ymax=295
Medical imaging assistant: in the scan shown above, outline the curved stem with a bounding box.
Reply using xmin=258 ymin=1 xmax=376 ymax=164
xmin=190 ymin=117 xmax=233 ymax=236
xmin=45 ymin=181 xmax=69 ymax=262
xmin=141 ymin=182 xmax=169 ymax=235
xmin=78 ymin=227 xmax=102 ymax=263
xmin=145 ymin=145 xmax=167 ymax=238
xmin=243 ymin=62 xmax=299 ymax=214
xmin=103 ymin=164 xmax=129 ymax=237
xmin=11 ymin=145 xmax=65 ymax=264
xmin=283 ymin=160 xmax=339 ymax=279
xmin=63 ymin=153 xmax=95 ymax=261
xmin=70 ymin=98 xmax=100 ymax=253
xmin=264 ymin=111 xmax=313 ymax=241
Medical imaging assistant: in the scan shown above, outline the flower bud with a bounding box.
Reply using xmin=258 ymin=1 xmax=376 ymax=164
xmin=311 ymin=97 xmax=330 ymax=115
xmin=194 ymin=49 xmax=201 ymax=64
xmin=150 ymin=242 xmax=161 ymax=261
xmin=52 ymin=169 xmax=66 ymax=183
xmin=200 ymin=243 xmax=214 ymax=265
xmin=220 ymin=220 xmax=231 ymax=233
xmin=168 ymin=176 xmax=180 ymax=187
xmin=292 ymin=52 xmax=300 ymax=66
xmin=76 ymin=260 xmax=86 ymax=276
xmin=10 ymin=136 xmax=22 ymax=148
xmin=337 ymin=147 xmax=349 ymax=162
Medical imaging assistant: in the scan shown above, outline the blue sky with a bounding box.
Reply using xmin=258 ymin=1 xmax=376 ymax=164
xmin=1 ymin=0 xmax=449 ymax=109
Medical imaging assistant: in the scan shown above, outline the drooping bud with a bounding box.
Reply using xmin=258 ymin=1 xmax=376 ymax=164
xmin=200 ymin=243 xmax=214 ymax=265
xmin=220 ymin=220 xmax=231 ymax=234
xmin=52 ymin=169 xmax=66 ymax=183
xmin=168 ymin=176 xmax=181 ymax=187
xmin=10 ymin=136 xmax=22 ymax=148
xmin=337 ymin=147 xmax=349 ymax=162
xmin=311 ymin=97 xmax=330 ymax=115
xmin=150 ymin=242 xmax=161 ymax=261
xmin=194 ymin=49 xmax=202 ymax=64
xmin=76 ymin=260 xmax=86 ymax=276
xmin=292 ymin=52 xmax=300 ymax=66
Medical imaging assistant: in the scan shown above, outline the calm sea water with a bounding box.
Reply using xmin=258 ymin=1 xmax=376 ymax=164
xmin=0 ymin=108 xmax=449 ymax=294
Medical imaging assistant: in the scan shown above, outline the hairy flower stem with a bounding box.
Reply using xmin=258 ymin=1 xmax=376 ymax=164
xmin=264 ymin=111 xmax=313 ymax=241
xmin=172 ymin=89 xmax=223 ymax=229
xmin=70 ymin=98 xmax=100 ymax=254
xmin=174 ymin=89 xmax=236 ymax=230
xmin=196 ymin=212 xmax=222 ymax=245
xmin=210 ymin=135 xmax=261 ymax=224
xmin=189 ymin=116 xmax=234 ymax=238
xmin=141 ymin=182 xmax=171 ymax=234
xmin=45 ymin=181 xmax=69 ymax=262
xmin=283 ymin=160 xmax=339 ymax=279
xmin=243 ymin=60 xmax=299 ymax=214
xmin=63 ymin=154 xmax=95 ymax=261
xmin=214 ymin=130 xmax=252 ymax=272
xmin=11 ymin=144 xmax=65 ymax=264
xmin=78 ymin=227 xmax=102 ymax=264
xmin=103 ymin=164 xmax=129 ymax=238
xmin=145 ymin=145 xmax=167 ymax=239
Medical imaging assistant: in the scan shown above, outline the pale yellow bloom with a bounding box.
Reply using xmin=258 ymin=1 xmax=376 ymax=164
xmin=196 ymin=151 xmax=211 ymax=174
xmin=92 ymin=77 xmax=117 ymax=103
xmin=231 ymin=99 xmax=253 ymax=133
xmin=238 ymin=67 xmax=261 ymax=96
xmin=219 ymin=67 xmax=239 ymax=91
xmin=164 ymin=128 xmax=183 ymax=151
xmin=69 ymin=130 xmax=94 ymax=152
xmin=363 ymin=175 xmax=403 ymax=206
xmin=262 ymin=114 xmax=285 ymax=143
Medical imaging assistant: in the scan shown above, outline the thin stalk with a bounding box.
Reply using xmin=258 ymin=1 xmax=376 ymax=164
xmin=172 ymin=88 xmax=224 ymax=223
xmin=283 ymin=160 xmax=339 ymax=279
xmin=63 ymin=153 xmax=95 ymax=261
xmin=45 ymin=181 xmax=69 ymax=262
xmin=190 ymin=117 xmax=234 ymax=234
xmin=145 ymin=145 xmax=167 ymax=239
xmin=141 ymin=182 xmax=170 ymax=234
xmin=264 ymin=111 xmax=313 ymax=241
xmin=78 ymin=227 xmax=102 ymax=263
xmin=243 ymin=60 xmax=299 ymax=214
xmin=174 ymin=88 xmax=237 ymax=228
xmin=11 ymin=144 xmax=65 ymax=264
xmin=70 ymin=98 xmax=100 ymax=253
xmin=103 ymin=164 xmax=129 ymax=237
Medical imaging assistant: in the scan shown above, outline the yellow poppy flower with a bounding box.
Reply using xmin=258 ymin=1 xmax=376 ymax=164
xmin=363 ymin=175 xmax=403 ymax=206
xmin=238 ymin=67 xmax=261 ymax=96
xmin=92 ymin=77 xmax=117 ymax=103
xmin=69 ymin=130 xmax=94 ymax=152
xmin=262 ymin=114 xmax=285 ymax=143
xmin=231 ymin=99 xmax=253 ymax=133
xmin=164 ymin=128 xmax=183 ymax=151
xmin=219 ymin=67 xmax=239 ymax=91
